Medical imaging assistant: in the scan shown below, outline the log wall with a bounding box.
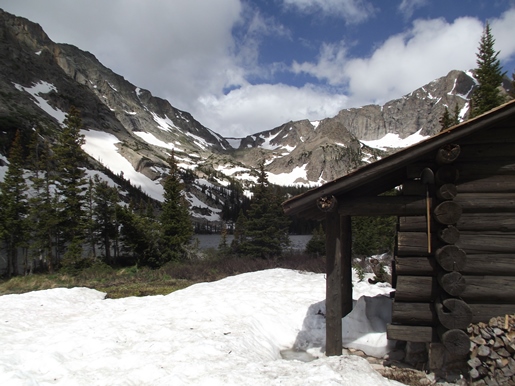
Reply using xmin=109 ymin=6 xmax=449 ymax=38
xmin=387 ymin=127 xmax=515 ymax=355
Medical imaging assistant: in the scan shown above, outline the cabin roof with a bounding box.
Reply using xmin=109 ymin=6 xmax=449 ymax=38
xmin=282 ymin=99 xmax=515 ymax=220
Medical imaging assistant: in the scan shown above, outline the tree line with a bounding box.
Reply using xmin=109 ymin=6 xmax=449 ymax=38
xmin=0 ymin=107 xmax=192 ymax=277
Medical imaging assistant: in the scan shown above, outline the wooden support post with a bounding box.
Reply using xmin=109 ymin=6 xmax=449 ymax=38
xmin=325 ymin=209 xmax=343 ymax=356
xmin=341 ymin=215 xmax=353 ymax=318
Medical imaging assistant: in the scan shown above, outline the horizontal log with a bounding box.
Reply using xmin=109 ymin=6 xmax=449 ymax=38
xmin=462 ymin=276 xmax=515 ymax=303
xmin=399 ymin=213 xmax=515 ymax=232
xmin=386 ymin=324 xmax=436 ymax=342
xmin=459 ymin=126 xmax=515 ymax=145
xmin=457 ymin=175 xmax=515 ymax=193
xmin=454 ymin=193 xmax=515 ymax=213
xmin=338 ymin=195 xmax=425 ymax=216
xmin=397 ymin=232 xmax=435 ymax=256
xmin=392 ymin=302 xmax=515 ymax=325
xmin=457 ymin=233 xmax=515 ymax=254
xmin=395 ymin=255 xmax=515 ymax=276
xmin=397 ymin=231 xmax=515 ymax=255
xmin=407 ymin=160 xmax=515 ymax=180
xmin=395 ymin=275 xmax=515 ymax=303
xmin=458 ymin=143 xmax=515 ymax=160
xmin=394 ymin=276 xmax=438 ymax=302
xmin=392 ymin=302 xmax=436 ymax=325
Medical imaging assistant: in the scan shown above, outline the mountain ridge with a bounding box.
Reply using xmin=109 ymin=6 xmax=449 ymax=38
xmin=0 ymin=8 xmax=505 ymax=224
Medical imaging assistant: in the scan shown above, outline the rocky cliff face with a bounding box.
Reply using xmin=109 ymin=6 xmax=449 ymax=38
xmin=0 ymin=9 xmax=497 ymax=222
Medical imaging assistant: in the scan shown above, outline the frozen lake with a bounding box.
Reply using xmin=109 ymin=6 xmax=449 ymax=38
xmin=194 ymin=234 xmax=312 ymax=251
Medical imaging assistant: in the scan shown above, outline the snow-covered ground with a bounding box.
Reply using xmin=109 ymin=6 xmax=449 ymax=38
xmin=0 ymin=268 xmax=400 ymax=385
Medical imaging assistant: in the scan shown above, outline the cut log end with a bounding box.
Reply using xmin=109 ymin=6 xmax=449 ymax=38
xmin=435 ymin=245 xmax=467 ymax=271
xmin=441 ymin=328 xmax=470 ymax=356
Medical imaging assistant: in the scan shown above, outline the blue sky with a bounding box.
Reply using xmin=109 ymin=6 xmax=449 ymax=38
xmin=2 ymin=0 xmax=515 ymax=137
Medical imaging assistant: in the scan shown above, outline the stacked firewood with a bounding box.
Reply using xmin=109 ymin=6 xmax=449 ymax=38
xmin=467 ymin=314 xmax=515 ymax=384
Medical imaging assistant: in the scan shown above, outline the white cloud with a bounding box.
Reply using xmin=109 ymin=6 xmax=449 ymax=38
xmin=280 ymin=0 xmax=376 ymax=23
xmin=490 ymin=7 xmax=515 ymax=64
xmin=293 ymin=16 xmax=484 ymax=106
xmin=196 ymin=83 xmax=347 ymax=137
xmin=398 ymin=0 xmax=428 ymax=19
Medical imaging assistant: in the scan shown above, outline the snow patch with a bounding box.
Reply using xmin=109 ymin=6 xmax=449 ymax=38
xmin=361 ymin=129 xmax=429 ymax=150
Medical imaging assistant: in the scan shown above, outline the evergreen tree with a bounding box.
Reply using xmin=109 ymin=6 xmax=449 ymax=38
xmin=440 ymin=104 xmax=461 ymax=131
xmin=231 ymin=209 xmax=247 ymax=255
xmin=116 ymin=205 xmax=159 ymax=266
xmin=439 ymin=107 xmax=453 ymax=131
xmin=238 ymin=163 xmax=290 ymax=258
xmin=157 ymin=153 xmax=193 ymax=265
xmin=470 ymin=22 xmax=506 ymax=118
xmin=510 ymin=71 xmax=515 ymax=98
xmin=27 ymin=129 xmax=58 ymax=272
xmin=92 ymin=175 xmax=121 ymax=265
xmin=305 ymin=224 xmax=326 ymax=256
xmin=54 ymin=106 xmax=87 ymax=269
xmin=0 ymin=130 xmax=29 ymax=277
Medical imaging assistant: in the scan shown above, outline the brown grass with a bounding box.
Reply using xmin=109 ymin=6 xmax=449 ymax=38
xmin=0 ymin=252 xmax=326 ymax=298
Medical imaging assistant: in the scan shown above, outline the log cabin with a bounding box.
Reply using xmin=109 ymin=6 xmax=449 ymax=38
xmin=282 ymin=99 xmax=515 ymax=358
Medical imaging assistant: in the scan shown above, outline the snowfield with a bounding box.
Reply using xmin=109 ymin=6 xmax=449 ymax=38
xmin=0 ymin=268 xmax=401 ymax=385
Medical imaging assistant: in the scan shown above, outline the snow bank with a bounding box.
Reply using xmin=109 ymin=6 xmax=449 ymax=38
xmin=0 ymin=269 xmax=399 ymax=385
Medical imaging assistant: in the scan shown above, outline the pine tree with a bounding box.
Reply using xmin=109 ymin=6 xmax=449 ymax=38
xmin=238 ymin=163 xmax=290 ymax=258
xmin=117 ymin=205 xmax=160 ymax=266
xmin=439 ymin=107 xmax=453 ymax=131
xmin=54 ymin=106 xmax=87 ymax=269
xmin=157 ymin=153 xmax=193 ymax=265
xmin=305 ymin=224 xmax=326 ymax=256
xmin=27 ymin=129 xmax=58 ymax=272
xmin=470 ymin=22 xmax=506 ymax=118
xmin=0 ymin=130 xmax=29 ymax=277
xmin=92 ymin=174 xmax=121 ymax=265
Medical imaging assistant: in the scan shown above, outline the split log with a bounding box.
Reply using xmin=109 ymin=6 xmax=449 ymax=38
xmin=387 ymin=324 xmax=435 ymax=342
xmin=436 ymin=183 xmax=458 ymax=200
xmin=436 ymin=144 xmax=461 ymax=165
xmin=438 ymin=271 xmax=467 ymax=296
xmin=433 ymin=201 xmax=462 ymax=225
xmin=395 ymin=275 xmax=515 ymax=303
xmin=438 ymin=225 xmax=460 ymax=244
xmin=392 ymin=302 xmax=515 ymax=325
xmin=435 ymin=298 xmax=472 ymax=330
xmin=435 ymin=245 xmax=467 ymax=271
xmin=395 ymin=254 xmax=515 ymax=276
xmin=438 ymin=327 xmax=470 ymax=356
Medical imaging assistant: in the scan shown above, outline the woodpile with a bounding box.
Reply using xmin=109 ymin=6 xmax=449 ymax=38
xmin=467 ymin=314 xmax=515 ymax=385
